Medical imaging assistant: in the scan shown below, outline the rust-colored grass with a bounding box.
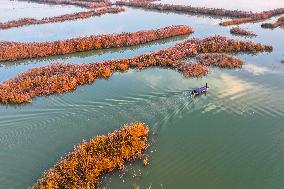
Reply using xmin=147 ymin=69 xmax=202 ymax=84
xmin=116 ymin=1 xmax=253 ymax=18
xmin=116 ymin=1 xmax=284 ymax=27
xmin=230 ymin=27 xmax=256 ymax=37
xmin=0 ymin=25 xmax=192 ymax=62
xmin=0 ymin=7 xmax=125 ymax=30
xmin=220 ymin=9 xmax=284 ymax=26
xmin=197 ymin=53 xmax=243 ymax=68
xmin=22 ymin=0 xmax=112 ymax=9
xmin=0 ymin=36 xmax=272 ymax=104
xmin=32 ymin=122 xmax=149 ymax=189
xmin=261 ymin=16 xmax=284 ymax=29
xmin=176 ymin=63 xmax=209 ymax=78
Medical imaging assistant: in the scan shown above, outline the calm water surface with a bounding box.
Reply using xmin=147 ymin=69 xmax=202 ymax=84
xmin=0 ymin=1 xmax=284 ymax=189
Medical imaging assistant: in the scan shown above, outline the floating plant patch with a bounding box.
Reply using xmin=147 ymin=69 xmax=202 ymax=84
xmin=0 ymin=25 xmax=193 ymax=62
xmin=32 ymin=122 xmax=149 ymax=189
xmin=0 ymin=7 xmax=125 ymax=30
xmin=0 ymin=35 xmax=272 ymax=104
xmin=230 ymin=27 xmax=257 ymax=37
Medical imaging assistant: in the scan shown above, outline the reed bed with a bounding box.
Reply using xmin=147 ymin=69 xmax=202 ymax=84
xmin=197 ymin=53 xmax=243 ymax=68
xmin=230 ymin=27 xmax=256 ymax=36
xmin=0 ymin=36 xmax=272 ymax=104
xmin=261 ymin=16 xmax=284 ymax=29
xmin=0 ymin=7 xmax=125 ymax=30
xmin=195 ymin=36 xmax=272 ymax=54
xmin=176 ymin=63 xmax=209 ymax=78
xmin=0 ymin=25 xmax=192 ymax=62
xmin=116 ymin=1 xmax=284 ymax=27
xmin=32 ymin=122 xmax=149 ymax=189
xmin=220 ymin=9 xmax=284 ymax=26
xmin=21 ymin=0 xmax=112 ymax=9
xmin=115 ymin=1 xmax=253 ymax=18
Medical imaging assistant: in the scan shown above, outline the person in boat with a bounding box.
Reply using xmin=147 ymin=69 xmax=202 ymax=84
xmin=191 ymin=90 xmax=197 ymax=95
xmin=205 ymin=83 xmax=208 ymax=91
xmin=191 ymin=83 xmax=208 ymax=95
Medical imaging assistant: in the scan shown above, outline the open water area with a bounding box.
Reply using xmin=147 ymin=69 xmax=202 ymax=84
xmin=0 ymin=0 xmax=284 ymax=188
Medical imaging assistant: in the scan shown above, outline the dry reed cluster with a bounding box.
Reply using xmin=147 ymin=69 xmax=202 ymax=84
xmin=220 ymin=9 xmax=284 ymax=26
xmin=0 ymin=36 xmax=272 ymax=104
xmin=115 ymin=1 xmax=252 ymax=18
xmin=261 ymin=16 xmax=284 ymax=29
xmin=23 ymin=0 xmax=112 ymax=9
xmin=32 ymin=122 xmax=149 ymax=189
xmin=230 ymin=27 xmax=256 ymax=36
xmin=0 ymin=7 xmax=125 ymax=30
xmin=176 ymin=63 xmax=209 ymax=78
xmin=0 ymin=25 xmax=192 ymax=62
xmin=197 ymin=53 xmax=243 ymax=68
xmin=116 ymin=1 xmax=284 ymax=27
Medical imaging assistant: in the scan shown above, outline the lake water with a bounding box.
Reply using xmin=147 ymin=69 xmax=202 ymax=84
xmin=0 ymin=1 xmax=284 ymax=189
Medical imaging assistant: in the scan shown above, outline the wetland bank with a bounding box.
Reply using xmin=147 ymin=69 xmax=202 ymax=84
xmin=1 ymin=0 xmax=284 ymax=189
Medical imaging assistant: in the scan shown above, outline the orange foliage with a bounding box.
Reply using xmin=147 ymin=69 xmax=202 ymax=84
xmin=176 ymin=62 xmax=208 ymax=78
xmin=116 ymin=1 xmax=253 ymax=18
xmin=220 ymin=9 xmax=284 ymax=26
xmin=100 ymin=67 xmax=111 ymax=78
xmin=0 ymin=8 xmax=125 ymax=30
xmin=24 ymin=0 xmax=112 ymax=9
xmin=32 ymin=122 xmax=149 ymax=189
xmin=0 ymin=36 xmax=272 ymax=104
xmin=261 ymin=16 xmax=284 ymax=29
xmin=116 ymin=1 xmax=284 ymax=27
xmin=118 ymin=63 xmax=129 ymax=72
xmin=230 ymin=27 xmax=256 ymax=37
xmin=0 ymin=25 xmax=193 ymax=62
xmin=197 ymin=53 xmax=243 ymax=68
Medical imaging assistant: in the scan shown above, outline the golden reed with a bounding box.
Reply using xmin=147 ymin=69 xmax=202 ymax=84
xmin=0 ymin=25 xmax=192 ymax=62
xmin=32 ymin=122 xmax=149 ymax=189
xmin=0 ymin=7 xmax=125 ymax=30
xmin=0 ymin=36 xmax=272 ymax=104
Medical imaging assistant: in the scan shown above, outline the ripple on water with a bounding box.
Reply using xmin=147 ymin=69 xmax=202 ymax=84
xmin=202 ymin=73 xmax=284 ymax=117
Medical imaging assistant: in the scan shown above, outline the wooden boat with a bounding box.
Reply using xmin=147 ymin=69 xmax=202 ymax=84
xmin=191 ymin=83 xmax=209 ymax=96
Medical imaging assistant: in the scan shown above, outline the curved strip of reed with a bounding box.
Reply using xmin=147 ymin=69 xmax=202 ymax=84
xmin=0 ymin=36 xmax=272 ymax=104
xmin=0 ymin=25 xmax=193 ymax=62
xmin=261 ymin=16 xmax=284 ymax=29
xmin=115 ymin=1 xmax=253 ymax=18
xmin=32 ymin=122 xmax=149 ymax=189
xmin=0 ymin=7 xmax=125 ymax=30
xmin=116 ymin=1 xmax=284 ymax=27
xmin=220 ymin=9 xmax=284 ymax=26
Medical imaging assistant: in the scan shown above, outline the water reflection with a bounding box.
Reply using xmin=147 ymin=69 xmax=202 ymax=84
xmin=0 ymin=1 xmax=284 ymax=189
xmin=203 ymin=72 xmax=284 ymax=117
xmin=243 ymin=63 xmax=273 ymax=75
xmin=0 ymin=8 xmax=222 ymax=42
xmin=0 ymin=0 xmax=85 ymax=22
xmin=0 ymin=35 xmax=189 ymax=67
xmin=0 ymin=35 xmax=189 ymax=82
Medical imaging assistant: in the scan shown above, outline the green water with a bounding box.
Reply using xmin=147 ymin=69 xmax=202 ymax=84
xmin=0 ymin=1 xmax=284 ymax=189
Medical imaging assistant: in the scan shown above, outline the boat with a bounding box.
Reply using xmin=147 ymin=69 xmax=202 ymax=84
xmin=191 ymin=83 xmax=209 ymax=96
